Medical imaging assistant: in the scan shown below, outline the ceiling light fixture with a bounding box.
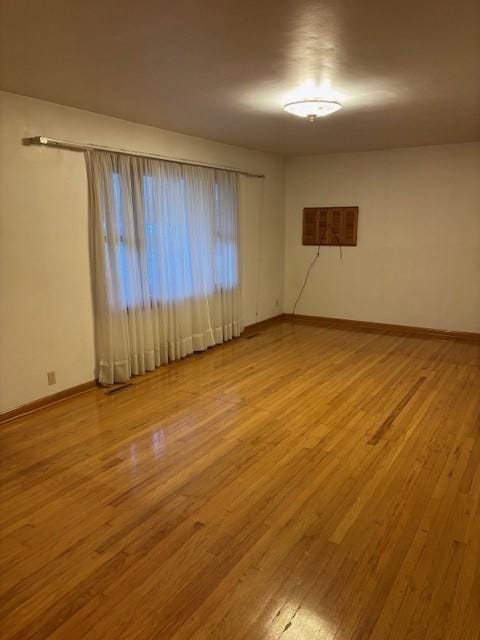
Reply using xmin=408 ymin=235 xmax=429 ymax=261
xmin=283 ymin=98 xmax=342 ymax=122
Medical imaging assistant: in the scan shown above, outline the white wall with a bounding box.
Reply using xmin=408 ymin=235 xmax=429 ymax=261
xmin=0 ymin=91 xmax=285 ymax=412
xmin=2 ymin=91 xmax=478 ymax=413
xmin=285 ymin=143 xmax=480 ymax=333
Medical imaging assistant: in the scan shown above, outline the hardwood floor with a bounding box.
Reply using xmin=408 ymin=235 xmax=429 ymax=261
xmin=1 ymin=319 xmax=479 ymax=639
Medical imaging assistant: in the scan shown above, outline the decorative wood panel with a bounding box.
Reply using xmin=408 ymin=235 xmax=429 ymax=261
xmin=318 ymin=209 xmax=329 ymax=243
xmin=302 ymin=206 xmax=358 ymax=246
xmin=302 ymin=208 xmax=319 ymax=245
xmin=342 ymin=208 xmax=358 ymax=246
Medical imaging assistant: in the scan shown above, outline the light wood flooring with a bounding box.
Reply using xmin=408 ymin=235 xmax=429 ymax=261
xmin=1 ymin=320 xmax=479 ymax=639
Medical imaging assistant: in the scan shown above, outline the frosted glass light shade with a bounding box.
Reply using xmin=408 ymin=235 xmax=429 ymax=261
xmin=283 ymin=99 xmax=342 ymax=120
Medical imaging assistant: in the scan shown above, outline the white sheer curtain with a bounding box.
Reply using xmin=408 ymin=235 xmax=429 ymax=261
xmin=86 ymin=151 xmax=243 ymax=385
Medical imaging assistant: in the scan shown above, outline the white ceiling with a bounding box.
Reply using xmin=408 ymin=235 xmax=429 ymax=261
xmin=1 ymin=0 xmax=479 ymax=155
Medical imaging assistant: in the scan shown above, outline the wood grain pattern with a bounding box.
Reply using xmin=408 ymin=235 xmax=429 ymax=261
xmin=302 ymin=207 xmax=358 ymax=246
xmin=368 ymin=376 xmax=426 ymax=445
xmin=0 ymin=320 xmax=479 ymax=639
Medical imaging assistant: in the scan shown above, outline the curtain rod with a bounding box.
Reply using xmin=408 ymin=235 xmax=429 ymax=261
xmin=23 ymin=136 xmax=265 ymax=179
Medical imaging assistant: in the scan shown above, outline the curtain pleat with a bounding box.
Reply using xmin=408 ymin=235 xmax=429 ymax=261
xmin=86 ymin=151 xmax=244 ymax=385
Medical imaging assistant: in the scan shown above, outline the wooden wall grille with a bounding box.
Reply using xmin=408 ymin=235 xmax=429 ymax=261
xmin=302 ymin=207 xmax=358 ymax=246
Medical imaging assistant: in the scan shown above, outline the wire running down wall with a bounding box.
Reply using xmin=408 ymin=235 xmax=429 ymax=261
xmin=285 ymin=143 xmax=480 ymax=333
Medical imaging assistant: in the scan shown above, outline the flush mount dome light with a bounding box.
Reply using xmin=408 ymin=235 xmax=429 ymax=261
xmin=283 ymin=99 xmax=342 ymax=122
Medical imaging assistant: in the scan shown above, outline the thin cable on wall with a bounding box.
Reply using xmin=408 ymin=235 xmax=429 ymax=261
xmin=331 ymin=227 xmax=343 ymax=262
xmin=291 ymin=224 xmax=343 ymax=320
xmin=291 ymin=244 xmax=321 ymax=318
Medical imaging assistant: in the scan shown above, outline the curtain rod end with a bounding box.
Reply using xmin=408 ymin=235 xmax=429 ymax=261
xmin=22 ymin=136 xmax=49 ymax=146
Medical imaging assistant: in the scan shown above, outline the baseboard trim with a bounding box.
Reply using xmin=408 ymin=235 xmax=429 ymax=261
xmin=244 ymin=314 xmax=285 ymax=334
xmin=0 ymin=380 xmax=98 ymax=425
xmin=0 ymin=318 xmax=284 ymax=425
xmin=286 ymin=313 xmax=480 ymax=342
xmin=2 ymin=312 xmax=476 ymax=424
xmin=0 ymin=318 xmax=283 ymax=424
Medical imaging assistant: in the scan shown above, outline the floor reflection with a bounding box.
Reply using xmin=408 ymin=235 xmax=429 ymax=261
xmin=266 ymin=604 xmax=335 ymax=639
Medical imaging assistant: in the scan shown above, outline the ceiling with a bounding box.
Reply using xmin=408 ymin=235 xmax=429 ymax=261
xmin=1 ymin=0 xmax=479 ymax=155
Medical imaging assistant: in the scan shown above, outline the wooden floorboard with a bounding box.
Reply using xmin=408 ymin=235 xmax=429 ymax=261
xmin=0 ymin=321 xmax=479 ymax=639
xmin=367 ymin=376 xmax=427 ymax=445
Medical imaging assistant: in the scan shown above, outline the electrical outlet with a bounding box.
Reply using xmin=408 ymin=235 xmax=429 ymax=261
xmin=275 ymin=298 xmax=280 ymax=307
xmin=47 ymin=371 xmax=56 ymax=386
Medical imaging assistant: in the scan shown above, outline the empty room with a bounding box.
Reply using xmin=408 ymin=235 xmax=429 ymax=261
xmin=1 ymin=1 xmax=479 ymax=638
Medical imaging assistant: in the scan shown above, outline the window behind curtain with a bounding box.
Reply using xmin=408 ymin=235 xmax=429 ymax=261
xmin=87 ymin=150 xmax=243 ymax=384
xmin=109 ymin=164 xmax=238 ymax=307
